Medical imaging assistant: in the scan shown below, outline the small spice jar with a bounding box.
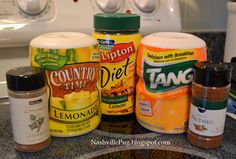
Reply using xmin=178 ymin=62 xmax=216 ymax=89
xmin=6 ymin=66 xmax=51 ymax=152
xmin=187 ymin=62 xmax=231 ymax=149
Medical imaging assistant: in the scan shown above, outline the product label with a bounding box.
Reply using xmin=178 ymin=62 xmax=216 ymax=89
xmin=93 ymin=32 xmax=141 ymax=115
xmin=139 ymin=100 xmax=152 ymax=116
xmin=136 ymin=45 xmax=206 ymax=133
xmin=46 ymin=63 xmax=99 ymax=102
xmin=30 ymin=46 xmax=101 ymax=136
xmin=189 ymin=98 xmax=227 ymax=136
xmin=143 ymin=60 xmax=196 ymax=93
xmin=9 ymin=95 xmax=50 ymax=145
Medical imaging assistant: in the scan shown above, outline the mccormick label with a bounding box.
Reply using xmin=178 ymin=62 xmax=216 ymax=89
xmin=30 ymin=46 xmax=101 ymax=137
xmin=93 ymin=33 xmax=141 ymax=115
xmin=136 ymin=44 xmax=207 ymax=133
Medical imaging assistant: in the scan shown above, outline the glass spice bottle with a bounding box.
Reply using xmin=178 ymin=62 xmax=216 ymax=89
xmin=187 ymin=62 xmax=231 ymax=149
xmin=6 ymin=66 xmax=51 ymax=152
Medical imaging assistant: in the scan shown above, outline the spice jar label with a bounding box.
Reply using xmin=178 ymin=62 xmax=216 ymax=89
xmin=189 ymin=98 xmax=227 ymax=136
xmin=9 ymin=94 xmax=50 ymax=145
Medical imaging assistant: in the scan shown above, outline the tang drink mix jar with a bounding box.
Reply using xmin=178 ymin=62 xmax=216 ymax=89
xmin=136 ymin=32 xmax=207 ymax=133
xmin=93 ymin=13 xmax=141 ymax=116
xmin=30 ymin=32 xmax=100 ymax=137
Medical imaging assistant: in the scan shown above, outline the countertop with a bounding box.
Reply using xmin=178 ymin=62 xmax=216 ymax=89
xmin=0 ymin=98 xmax=235 ymax=159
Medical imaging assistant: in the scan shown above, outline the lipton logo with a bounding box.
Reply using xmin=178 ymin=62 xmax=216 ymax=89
xmin=143 ymin=60 xmax=197 ymax=93
xmin=100 ymin=42 xmax=135 ymax=63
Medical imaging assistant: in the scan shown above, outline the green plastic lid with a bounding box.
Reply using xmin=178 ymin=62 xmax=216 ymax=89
xmin=94 ymin=13 xmax=140 ymax=31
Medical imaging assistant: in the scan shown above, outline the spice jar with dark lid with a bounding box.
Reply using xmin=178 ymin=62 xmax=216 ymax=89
xmin=187 ymin=61 xmax=231 ymax=149
xmin=6 ymin=66 xmax=51 ymax=152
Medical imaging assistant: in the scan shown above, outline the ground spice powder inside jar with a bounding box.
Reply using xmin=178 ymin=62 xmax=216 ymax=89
xmin=6 ymin=66 xmax=51 ymax=152
xmin=187 ymin=62 xmax=231 ymax=149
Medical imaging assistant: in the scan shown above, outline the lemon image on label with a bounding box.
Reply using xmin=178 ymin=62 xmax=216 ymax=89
xmin=51 ymin=97 xmax=65 ymax=110
xmin=64 ymin=91 xmax=99 ymax=110
xmin=64 ymin=91 xmax=90 ymax=110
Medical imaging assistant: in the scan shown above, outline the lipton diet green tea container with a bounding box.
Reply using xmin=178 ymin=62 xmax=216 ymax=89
xmin=136 ymin=32 xmax=207 ymax=134
xmin=93 ymin=13 xmax=141 ymax=116
xmin=30 ymin=32 xmax=100 ymax=137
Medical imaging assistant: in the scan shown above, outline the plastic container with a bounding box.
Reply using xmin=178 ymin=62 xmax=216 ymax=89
xmin=30 ymin=32 xmax=101 ymax=137
xmin=136 ymin=32 xmax=207 ymax=134
xmin=93 ymin=13 xmax=141 ymax=116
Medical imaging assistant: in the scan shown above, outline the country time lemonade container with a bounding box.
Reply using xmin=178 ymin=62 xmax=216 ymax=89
xmin=30 ymin=32 xmax=100 ymax=137
xmin=93 ymin=13 xmax=141 ymax=116
xmin=136 ymin=32 xmax=207 ymax=134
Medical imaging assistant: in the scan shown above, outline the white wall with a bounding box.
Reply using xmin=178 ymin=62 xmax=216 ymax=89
xmin=180 ymin=0 xmax=229 ymax=32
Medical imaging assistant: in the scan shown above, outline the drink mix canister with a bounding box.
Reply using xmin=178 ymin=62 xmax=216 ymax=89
xmin=92 ymin=13 xmax=141 ymax=116
xmin=136 ymin=32 xmax=207 ymax=133
xmin=30 ymin=32 xmax=100 ymax=137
